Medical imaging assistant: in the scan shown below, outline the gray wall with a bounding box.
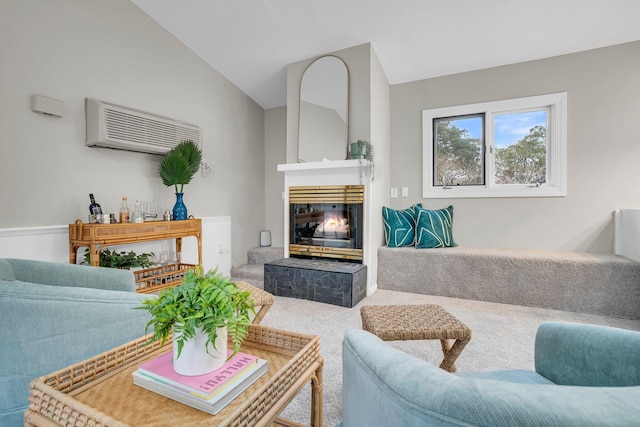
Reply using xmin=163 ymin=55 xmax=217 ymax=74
xmin=264 ymin=106 xmax=286 ymax=247
xmin=287 ymin=43 xmax=375 ymax=164
xmin=0 ymin=0 xmax=265 ymax=266
xmin=7 ymin=0 xmax=634 ymax=265
xmin=368 ymin=45 xmax=391 ymax=289
xmin=390 ymin=41 xmax=640 ymax=253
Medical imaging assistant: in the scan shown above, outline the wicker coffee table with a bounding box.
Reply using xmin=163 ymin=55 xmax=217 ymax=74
xmin=25 ymin=325 xmax=322 ymax=427
xmin=360 ymin=304 xmax=471 ymax=372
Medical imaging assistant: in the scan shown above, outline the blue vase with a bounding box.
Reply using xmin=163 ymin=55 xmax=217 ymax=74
xmin=173 ymin=193 xmax=187 ymax=220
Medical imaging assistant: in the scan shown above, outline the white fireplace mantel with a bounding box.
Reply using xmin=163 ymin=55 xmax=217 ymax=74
xmin=277 ymin=159 xmax=360 ymax=173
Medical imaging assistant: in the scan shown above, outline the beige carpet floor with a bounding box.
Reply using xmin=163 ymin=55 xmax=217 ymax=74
xmin=259 ymin=289 xmax=640 ymax=426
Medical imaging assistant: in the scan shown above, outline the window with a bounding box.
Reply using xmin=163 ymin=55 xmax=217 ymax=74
xmin=433 ymin=114 xmax=485 ymax=187
xmin=423 ymin=93 xmax=566 ymax=198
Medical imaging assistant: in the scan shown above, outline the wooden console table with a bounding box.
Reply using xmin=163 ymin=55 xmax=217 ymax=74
xmin=69 ymin=219 xmax=202 ymax=293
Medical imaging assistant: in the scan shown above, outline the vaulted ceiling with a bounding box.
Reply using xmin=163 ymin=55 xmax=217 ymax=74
xmin=131 ymin=0 xmax=640 ymax=109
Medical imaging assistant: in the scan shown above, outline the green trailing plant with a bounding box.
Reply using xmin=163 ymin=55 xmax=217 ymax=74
xmin=83 ymin=249 xmax=154 ymax=269
xmin=350 ymin=140 xmax=375 ymax=183
xmin=158 ymin=140 xmax=203 ymax=193
xmin=137 ymin=267 xmax=255 ymax=359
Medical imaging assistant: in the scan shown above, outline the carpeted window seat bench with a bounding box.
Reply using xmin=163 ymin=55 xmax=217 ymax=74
xmin=377 ymin=246 xmax=640 ymax=319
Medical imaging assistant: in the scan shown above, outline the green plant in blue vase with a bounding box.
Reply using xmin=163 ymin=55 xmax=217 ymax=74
xmin=159 ymin=140 xmax=203 ymax=220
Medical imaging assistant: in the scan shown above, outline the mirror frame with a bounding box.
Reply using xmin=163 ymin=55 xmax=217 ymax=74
xmin=297 ymin=55 xmax=350 ymax=162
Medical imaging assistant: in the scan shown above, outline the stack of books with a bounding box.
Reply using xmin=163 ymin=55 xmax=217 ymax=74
xmin=132 ymin=349 xmax=268 ymax=415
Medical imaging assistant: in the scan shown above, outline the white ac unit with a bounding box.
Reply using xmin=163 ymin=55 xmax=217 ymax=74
xmin=85 ymin=98 xmax=201 ymax=155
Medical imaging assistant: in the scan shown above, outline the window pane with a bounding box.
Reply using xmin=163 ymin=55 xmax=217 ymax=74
xmin=494 ymin=110 xmax=547 ymax=185
xmin=433 ymin=115 xmax=484 ymax=186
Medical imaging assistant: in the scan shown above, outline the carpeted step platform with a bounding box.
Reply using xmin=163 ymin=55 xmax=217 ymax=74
xmin=377 ymin=246 xmax=640 ymax=319
xmin=230 ymin=247 xmax=284 ymax=289
xmin=247 ymin=247 xmax=284 ymax=265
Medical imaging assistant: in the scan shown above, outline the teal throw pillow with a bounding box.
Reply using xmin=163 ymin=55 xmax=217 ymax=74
xmin=415 ymin=205 xmax=456 ymax=248
xmin=382 ymin=204 xmax=421 ymax=247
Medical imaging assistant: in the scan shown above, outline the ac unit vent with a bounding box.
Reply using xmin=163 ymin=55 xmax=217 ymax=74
xmin=85 ymin=98 xmax=201 ymax=155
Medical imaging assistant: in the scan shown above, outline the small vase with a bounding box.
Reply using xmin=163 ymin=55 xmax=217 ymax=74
xmin=350 ymin=142 xmax=367 ymax=159
xmin=172 ymin=326 xmax=227 ymax=376
xmin=173 ymin=192 xmax=187 ymax=221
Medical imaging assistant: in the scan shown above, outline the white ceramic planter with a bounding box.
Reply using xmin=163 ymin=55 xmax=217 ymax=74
xmin=172 ymin=326 xmax=227 ymax=376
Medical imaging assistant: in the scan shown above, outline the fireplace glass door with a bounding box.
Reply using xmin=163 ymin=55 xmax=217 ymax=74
xmin=288 ymin=185 xmax=364 ymax=262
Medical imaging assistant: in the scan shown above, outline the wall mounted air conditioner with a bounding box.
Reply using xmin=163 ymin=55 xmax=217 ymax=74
xmin=85 ymin=98 xmax=201 ymax=155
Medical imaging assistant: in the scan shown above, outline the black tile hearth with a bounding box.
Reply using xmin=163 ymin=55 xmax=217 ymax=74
xmin=264 ymin=258 xmax=367 ymax=308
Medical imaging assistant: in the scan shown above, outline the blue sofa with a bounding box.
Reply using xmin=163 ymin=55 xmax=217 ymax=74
xmin=0 ymin=258 xmax=154 ymax=427
xmin=340 ymin=322 xmax=640 ymax=426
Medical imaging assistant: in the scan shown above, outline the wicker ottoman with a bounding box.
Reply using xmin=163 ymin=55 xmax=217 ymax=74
xmin=360 ymin=304 xmax=472 ymax=372
xmin=235 ymin=281 xmax=275 ymax=324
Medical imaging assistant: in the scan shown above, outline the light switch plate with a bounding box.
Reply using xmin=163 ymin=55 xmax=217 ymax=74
xmin=391 ymin=187 xmax=398 ymax=198
xmin=402 ymin=187 xmax=409 ymax=197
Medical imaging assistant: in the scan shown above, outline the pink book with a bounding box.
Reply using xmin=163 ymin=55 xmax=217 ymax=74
xmin=137 ymin=350 xmax=258 ymax=397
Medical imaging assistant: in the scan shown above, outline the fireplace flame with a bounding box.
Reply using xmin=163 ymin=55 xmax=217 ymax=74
xmin=314 ymin=215 xmax=349 ymax=239
xmin=322 ymin=215 xmax=348 ymax=232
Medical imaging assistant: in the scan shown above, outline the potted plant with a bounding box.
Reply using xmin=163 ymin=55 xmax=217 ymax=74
xmin=82 ymin=249 xmax=154 ymax=269
xmin=159 ymin=140 xmax=203 ymax=220
xmin=349 ymin=140 xmax=368 ymax=159
xmin=350 ymin=140 xmax=375 ymax=183
xmin=137 ymin=267 xmax=255 ymax=376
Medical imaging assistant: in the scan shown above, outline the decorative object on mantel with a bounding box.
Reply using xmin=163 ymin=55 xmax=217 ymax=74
xmin=137 ymin=267 xmax=255 ymax=376
xmin=159 ymin=140 xmax=203 ymax=220
xmin=350 ymin=140 xmax=374 ymax=183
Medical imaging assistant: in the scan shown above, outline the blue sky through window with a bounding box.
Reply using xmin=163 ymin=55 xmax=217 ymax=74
xmin=455 ymin=110 xmax=547 ymax=148
xmin=494 ymin=110 xmax=547 ymax=148
xmin=453 ymin=117 xmax=482 ymax=141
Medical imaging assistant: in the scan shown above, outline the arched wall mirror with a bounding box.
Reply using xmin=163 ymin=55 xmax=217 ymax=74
xmin=298 ymin=55 xmax=349 ymax=162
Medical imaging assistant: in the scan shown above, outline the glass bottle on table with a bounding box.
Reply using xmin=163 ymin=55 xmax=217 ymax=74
xmin=119 ymin=196 xmax=130 ymax=223
xmin=88 ymin=194 xmax=102 ymax=215
xmin=131 ymin=200 xmax=144 ymax=223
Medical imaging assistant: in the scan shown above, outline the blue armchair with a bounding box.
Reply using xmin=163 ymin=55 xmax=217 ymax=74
xmin=0 ymin=258 xmax=155 ymax=426
xmin=340 ymin=322 xmax=640 ymax=426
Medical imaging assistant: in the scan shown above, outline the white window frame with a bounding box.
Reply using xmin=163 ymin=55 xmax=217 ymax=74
xmin=422 ymin=92 xmax=567 ymax=198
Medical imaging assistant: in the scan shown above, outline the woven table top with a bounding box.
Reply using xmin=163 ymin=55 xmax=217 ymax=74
xmin=235 ymin=280 xmax=274 ymax=307
xmin=27 ymin=325 xmax=320 ymax=427
xmin=360 ymin=304 xmax=472 ymax=341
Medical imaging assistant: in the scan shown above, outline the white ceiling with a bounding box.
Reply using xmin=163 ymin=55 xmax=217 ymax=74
xmin=131 ymin=0 xmax=640 ymax=110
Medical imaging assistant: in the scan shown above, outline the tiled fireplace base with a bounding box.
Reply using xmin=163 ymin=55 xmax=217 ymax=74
xmin=264 ymin=258 xmax=367 ymax=308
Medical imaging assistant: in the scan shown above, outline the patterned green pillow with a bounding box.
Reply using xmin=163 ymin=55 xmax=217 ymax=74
xmin=382 ymin=204 xmax=421 ymax=247
xmin=415 ymin=205 xmax=456 ymax=248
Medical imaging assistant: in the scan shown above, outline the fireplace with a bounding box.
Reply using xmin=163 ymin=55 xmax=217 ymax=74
xmin=267 ymin=183 xmax=367 ymax=307
xmin=289 ymin=185 xmax=364 ymax=262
